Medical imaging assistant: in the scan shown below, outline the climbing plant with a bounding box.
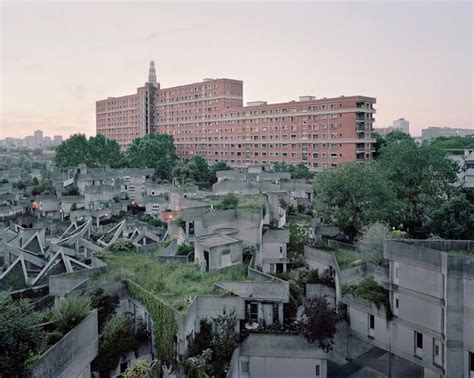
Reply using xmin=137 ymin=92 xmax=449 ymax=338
xmin=125 ymin=280 xmax=177 ymax=364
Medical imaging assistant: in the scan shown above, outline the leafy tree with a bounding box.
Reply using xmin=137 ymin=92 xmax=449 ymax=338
xmin=54 ymin=134 xmax=89 ymax=168
xmin=372 ymin=131 xmax=413 ymax=159
xmin=423 ymin=193 xmax=474 ymax=239
xmin=87 ymin=134 xmax=124 ymax=168
xmin=377 ymin=140 xmax=458 ymax=235
xmin=209 ymin=161 xmax=232 ymax=184
xmin=314 ymin=162 xmax=400 ymax=241
xmin=288 ymin=222 xmax=308 ymax=254
xmin=54 ymin=134 xmax=124 ymax=169
xmin=358 ymin=222 xmax=389 ymax=264
xmin=90 ymin=288 xmax=120 ymax=329
xmin=430 ymin=136 xmax=474 ymax=152
xmin=299 ymin=295 xmax=337 ymax=351
xmin=127 ymin=134 xmax=177 ymax=180
xmin=173 ymin=156 xmax=211 ymax=186
xmin=211 ymin=161 xmax=231 ymax=173
xmin=274 ymin=162 xmax=312 ymax=180
xmin=0 ymin=293 xmax=44 ymax=376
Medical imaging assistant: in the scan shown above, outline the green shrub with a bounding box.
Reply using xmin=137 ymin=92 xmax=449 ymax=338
xmin=45 ymin=330 xmax=63 ymax=347
xmin=90 ymin=288 xmax=119 ymax=329
xmin=174 ymin=217 xmax=186 ymax=229
xmin=342 ymin=277 xmax=392 ymax=320
xmin=215 ymin=193 xmax=239 ymax=210
xmin=95 ymin=314 xmax=138 ymax=373
xmin=176 ymin=243 xmax=194 ymax=256
xmin=110 ymin=239 xmax=134 ymax=252
xmin=51 ymin=295 xmax=91 ymax=335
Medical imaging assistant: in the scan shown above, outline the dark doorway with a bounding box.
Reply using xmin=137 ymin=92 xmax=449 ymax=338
xmin=204 ymin=250 xmax=210 ymax=272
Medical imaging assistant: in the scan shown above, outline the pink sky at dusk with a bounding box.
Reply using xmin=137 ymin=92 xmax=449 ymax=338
xmin=1 ymin=1 xmax=473 ymax=139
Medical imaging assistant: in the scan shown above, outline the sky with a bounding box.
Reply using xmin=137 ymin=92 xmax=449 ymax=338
xmin=1 ymin=0 xmax=473 ymax=139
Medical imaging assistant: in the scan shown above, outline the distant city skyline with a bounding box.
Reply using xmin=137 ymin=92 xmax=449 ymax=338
xmin=1 ymin=1 xmax=473 ymax=139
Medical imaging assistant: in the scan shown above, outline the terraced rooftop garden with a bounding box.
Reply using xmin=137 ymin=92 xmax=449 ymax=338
xmin=207 ymin=193 xmax=267 ymax=214
xmin=333 ymin=248 xmax=363 ymax=269
xmin=95 ymin=249 xmax=249 ymax=311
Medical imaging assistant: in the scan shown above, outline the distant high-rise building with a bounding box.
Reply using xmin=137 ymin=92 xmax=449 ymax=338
xmin=375 ymin=118 xmax=410 ymax=136
xmin=53 ymin=135 xmax=63 ymax=145
xmin=96 ymin=61 xmax=377 ymax=170
xmin=392 ymin=118 xmax=410 ymax=134
xmin=422 ymin=127 xmax=474 ymax=140
xmin=34 ymin=130 xmax=43 ymax=146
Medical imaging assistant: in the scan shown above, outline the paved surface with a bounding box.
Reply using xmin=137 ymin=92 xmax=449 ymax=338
xmin=328 ymin=322 xmax=424 ymax=377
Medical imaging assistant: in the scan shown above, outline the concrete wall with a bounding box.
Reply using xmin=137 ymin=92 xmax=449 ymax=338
xmin=32 ymin=310 xmax=98 ymax=378
xmin=243 ymin=356 xmax=327 ymax=378
xmin=195 ymin=240 xmax=242 ymax=272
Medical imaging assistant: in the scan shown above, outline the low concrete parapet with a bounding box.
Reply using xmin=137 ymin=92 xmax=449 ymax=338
xmin=31 ymin=310 xmax=98 ymax=378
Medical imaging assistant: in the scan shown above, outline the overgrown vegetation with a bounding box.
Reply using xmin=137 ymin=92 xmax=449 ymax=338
xmin=184 ymin=311 xmax=238 ymax=378
xmin=51 ymin=295 xmax=91 ymax=335
xmin=93 ymin=313 xmax=147 ymax=374
xmin=98 ymin=249 xmax=248 ymax=308
xmin=314 ymin=134 xmax=466 ymax=240
xmin=110 ymin=239 xmax=135 ymax=253
xmin=0 ymin=293 xmax=44 ymax=377
xmin=90 ymin=288 xmax=120 ymax=329
xmin=333 ymin=248 xmax=363 ymax=270
xmin=208 ymin=193 xmax=267 ymax=214
xmin=176 ymin=243 xmax=194 ymax=256
xmin=342 ymin=277 xmax=392 ymax=320
xmin=125 ymin=280 xmax=177 ymax=365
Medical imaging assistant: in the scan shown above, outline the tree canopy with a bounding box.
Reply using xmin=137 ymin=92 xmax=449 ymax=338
xmin=300 ymin=295 xmax=337 ymax=351
xmin=126 ymin=134 xmax=178 ymax=180
xmin=313 ymin=136 xmax=466 ymax=240
xmin=430 ymin=136 xmax=474 ymax=152
xmin=376 ymin=139 xmax=458 ymax=234
xmin=314 ymin=162 xmax=400 ymax=241
xmin=54 ymin=134 xmax=124 ymax=169
xmin=273 ymin=162 xmax=313 ymax=180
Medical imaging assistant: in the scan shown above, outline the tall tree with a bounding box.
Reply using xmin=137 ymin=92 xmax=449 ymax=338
xmin=54 ymin=134 xmax=124 ymax=169
xmin=423 ymin=193 xmax=474 ymax=240
xmin=274 ymin=162 xmax=313 ymax=180
xmin=87 ymin=135 xmax=124 ymax=168
xmin=54 ymin=133 xmax=89 ymax=168
xmin=430 ymin=136 xmax=474 ymax=151
xmin=300 ymin=295 xmax=337 ymax=351
xmin=173 ymin=156 xmax=211 ymax=186
xmin=314 ymin=162 xmax=400 ymax=241
xmin=376 ymin=140 xmax=458 ymax=235
xmin=126 ymin=134 xmax=177 ymax=180
xmin=209 ymin=161 xmax=232 ymax=184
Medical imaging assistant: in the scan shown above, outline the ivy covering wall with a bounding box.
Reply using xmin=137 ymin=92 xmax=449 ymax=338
xmin=125 ymin=279 xmax=178 ymax=364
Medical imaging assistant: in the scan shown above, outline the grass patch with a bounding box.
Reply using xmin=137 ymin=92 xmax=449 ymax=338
xmin=448 ymin=249 xmax=474 ymax=257
xmin=208 ymin=194 xmax=267 ymax=214
xmin=95 ymin=249 xmax=249 ymax=310
xmin=333 ymin=249 xmax=363 ymax=269
xmin=287 ymin=214 xmax=311 ymax=224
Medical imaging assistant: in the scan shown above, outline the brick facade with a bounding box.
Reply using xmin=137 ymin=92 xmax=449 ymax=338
xmin=96 ymin=62 xmax=376 ymax=171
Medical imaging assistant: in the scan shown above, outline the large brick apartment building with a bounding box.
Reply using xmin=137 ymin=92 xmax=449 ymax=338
xmin=96 ymin=61 xmax=376 ymax=170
